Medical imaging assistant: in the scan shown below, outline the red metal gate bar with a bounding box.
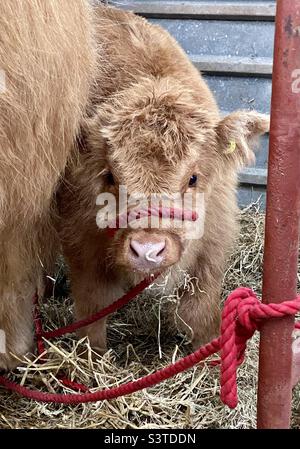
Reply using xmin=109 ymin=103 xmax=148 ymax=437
xmin=257 ymin=0 xmax=300 ymax=429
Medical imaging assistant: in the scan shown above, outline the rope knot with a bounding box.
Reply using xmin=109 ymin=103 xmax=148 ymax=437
xmin=0 ymin=286 xmax=300 ymax=405
xmin=236 ymin=295 xmax=261 ymax=334
xmin=219 ymin=287 xmax=261 ymax=408
xmin=219 ymin=287 xmax=300 ymax=409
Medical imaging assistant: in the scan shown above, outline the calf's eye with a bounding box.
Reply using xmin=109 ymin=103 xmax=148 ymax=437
xmin=189 ymin=175 xmax=198 ymax=187
xmin=105 ymin=171 xmax=115 ymax=186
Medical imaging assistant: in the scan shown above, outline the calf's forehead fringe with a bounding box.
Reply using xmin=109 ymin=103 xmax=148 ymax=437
xmin=97 ymin=77 xmax=218 ymax=163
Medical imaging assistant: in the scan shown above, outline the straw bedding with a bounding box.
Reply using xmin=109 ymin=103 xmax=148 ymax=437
xmin=0 ymin=205 xmax=299 ymax=429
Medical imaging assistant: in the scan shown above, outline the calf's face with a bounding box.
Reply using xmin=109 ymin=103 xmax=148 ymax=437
xmin=84 ymin=78 xmax=268 ymax=275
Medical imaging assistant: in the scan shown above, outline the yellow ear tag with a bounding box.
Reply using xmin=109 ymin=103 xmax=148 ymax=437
xmin=224 ymin=140 xmax=237 ymax=155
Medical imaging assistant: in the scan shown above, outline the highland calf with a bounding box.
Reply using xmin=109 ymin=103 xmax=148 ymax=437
xmin=0 ymin=0 xmax=96 ymax=370
xmin=57 ymin=6 xmax=269 ymax=354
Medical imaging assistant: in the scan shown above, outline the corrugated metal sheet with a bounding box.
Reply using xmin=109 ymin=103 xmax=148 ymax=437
xmin=108 ymin=0 xmax=275 ymax=208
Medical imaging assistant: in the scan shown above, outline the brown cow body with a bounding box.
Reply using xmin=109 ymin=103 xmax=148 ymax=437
xmin=57 ymin=6 xmax=269 ymax=354
xmin=0 ymin=0 xmax=96 ymax=370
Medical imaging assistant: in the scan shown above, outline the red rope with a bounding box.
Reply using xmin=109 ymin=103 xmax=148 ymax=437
xmin=0 ymin=338 xmax=220 ymax=404
xmin=219 ymin=288 xmax=300 ymax=408
xmin=0 ymin=287 xmax=299 ymax=406
xmin=1 ymin=207 xmax=299 ymax=406
xmin=42 ymin=275 xmax=159 ymax=339
xmin=57 ymin=377 xmax=89 ymax=393
xmin=33 ymin=275 xmax=160 ymax=393
xmin=106 ymin=205 xmax=198 ymax=238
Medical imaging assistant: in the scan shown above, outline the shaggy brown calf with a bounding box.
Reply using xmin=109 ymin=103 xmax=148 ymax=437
xmin=0 ymin=1 xmax=96 ymax=370
xmin=57 ymin=5 xmax=269 ymax=354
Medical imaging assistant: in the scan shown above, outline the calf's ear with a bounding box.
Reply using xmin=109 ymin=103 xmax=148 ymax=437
xmin=216 ymin=110 xmax=269 ymax=169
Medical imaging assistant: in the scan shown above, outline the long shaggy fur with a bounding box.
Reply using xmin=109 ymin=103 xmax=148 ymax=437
xmin=0 ymin=0 xmax=97 ymax=369
xmin=57 ymin=6 xmax=269 ymax=354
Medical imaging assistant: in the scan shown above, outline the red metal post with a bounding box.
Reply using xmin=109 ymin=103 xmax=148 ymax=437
xmin=257 ymin=0 xmax=300 ymax=429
